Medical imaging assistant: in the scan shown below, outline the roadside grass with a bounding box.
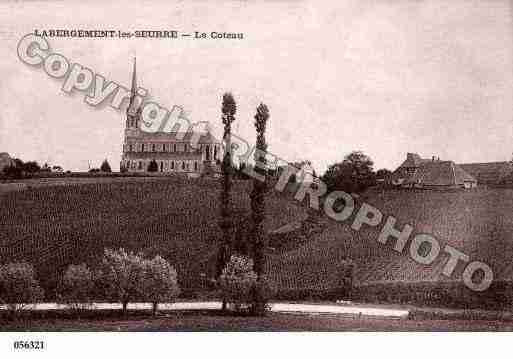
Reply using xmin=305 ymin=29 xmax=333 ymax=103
xmin=2 ymin=310 xmax=513 ymax=331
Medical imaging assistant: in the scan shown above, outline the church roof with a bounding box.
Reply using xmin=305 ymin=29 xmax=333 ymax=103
xmin=126 ymin=131 xmax=220 ymax=144
xmin=123 ymin=152 xmax=204 ymax=160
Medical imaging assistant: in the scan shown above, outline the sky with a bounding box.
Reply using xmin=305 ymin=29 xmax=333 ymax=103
xmin=0 ymin=0 xmax=512 ymax=173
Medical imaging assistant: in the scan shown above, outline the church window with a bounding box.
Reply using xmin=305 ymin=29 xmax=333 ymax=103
xmin=194 ymin=162 xmax=198 ymax=171
xmin=129 ymin=144 xmax=133 ymax=152
xmin=171 ymin=161 xmax=174 ymax=170
xmin=205 ymin=145 xmax=211 ymax=161
xmin=160 ymin=161 xmax=163 ymax=172
xmin=173 ymin=144 xmax=177 ymax=152
xmin=214 ymin=145 xmax=218 ymax=160
xmin=182 ymin=161 xmax=185 ymax=170
xmin=163 ymin=144 xmax=166 ymax=152
xmin=152 ymin=144 xmax=156 ymax=152
xmin=141 ymin=143 xmax=145 ymax=152
xmin=138 ymin=161 xmax=142 ymax=170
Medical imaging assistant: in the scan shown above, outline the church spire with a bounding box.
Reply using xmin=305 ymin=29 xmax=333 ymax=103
xmin=131 ymin=56 xmax=137 ymax=97
xmin=127 ymin=56 xmax=138 ymax=115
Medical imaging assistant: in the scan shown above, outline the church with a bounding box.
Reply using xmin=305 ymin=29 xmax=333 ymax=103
xmin=120 ymin=59 xmax=221 ymax=177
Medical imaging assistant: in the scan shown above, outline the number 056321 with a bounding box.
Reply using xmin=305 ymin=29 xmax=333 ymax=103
xmin=13 ymin=340 xmax=45 ymax=350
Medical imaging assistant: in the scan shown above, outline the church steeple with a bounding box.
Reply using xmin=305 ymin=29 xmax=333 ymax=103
xmin=127 ymin=57 xmax=138 ymax=116
xmin=130 ymin=56 xmax=137 ymax=99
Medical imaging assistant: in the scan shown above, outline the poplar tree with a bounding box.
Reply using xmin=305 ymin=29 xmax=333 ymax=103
xmin=250 ymin=103 xmax=269 ymax=277
xmin=218 ymin=93 xmax=237 ymax=311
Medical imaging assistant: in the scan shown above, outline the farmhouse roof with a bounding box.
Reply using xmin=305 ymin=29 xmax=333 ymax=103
xmin=405 ymin=161 xmax=476 ymax=186
xmin=459 ymin=161 xmax=513 ymax=184
xmin=397 ymin=152 xmax=431 ymax=169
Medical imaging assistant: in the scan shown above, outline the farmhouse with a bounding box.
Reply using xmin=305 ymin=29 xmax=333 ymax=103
xmin=0 ymin=152 xmax=13 ymax=173
xmin=120 ymin=59 xmax=221 ymax=177
xmin=459 ymin=161 xmax=513 ymax=186
xmin=392 ymin=153 xmax=477 ymax=189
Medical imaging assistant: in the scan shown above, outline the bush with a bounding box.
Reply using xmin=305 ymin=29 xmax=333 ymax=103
xmin=100 ymin=159 xmax=112 ymax=173
xmin=0 ymin=262 xmax=44 ymax=315
xmin=139 ymin=255 xmax=181 ymax=315
xmin=58 ymin=264 xmax=94 ymax=310
xmin=250 ymin=276 xmax=277 ymax=315
xmin=3 ymin=164 xmax=23 ymax=179
xmin=219 ymin=255 xmax=257 ymax=313
xmin=147 ymin=160 xmax=158 ymax=172
xmin=98 ymin=248 xmax=145 ymax=315
xmin=322 ymin=151 xmax=376 ymax=193
xmin=219 ymin=255 xmax=275 ymax=315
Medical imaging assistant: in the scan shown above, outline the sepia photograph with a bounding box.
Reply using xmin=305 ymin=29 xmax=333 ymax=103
xmin=0 ymin=0 xmax=513 ymax=356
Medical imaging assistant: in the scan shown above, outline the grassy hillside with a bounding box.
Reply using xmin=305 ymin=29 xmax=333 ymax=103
xmin=0 ymin=177 xmax=308 ymax=297
xmin=3 ymin=177 xmax=513 ymax=307
xmin=267 ymin=188 xmax=513 ymax=306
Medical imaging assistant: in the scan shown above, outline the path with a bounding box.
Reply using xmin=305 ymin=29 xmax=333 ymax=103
xmin=0 ymin=302 xmax=409 ymax=319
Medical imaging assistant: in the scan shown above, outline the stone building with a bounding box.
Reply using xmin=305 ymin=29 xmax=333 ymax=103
xmin=120 ymin=59 xmax=221 ymax=176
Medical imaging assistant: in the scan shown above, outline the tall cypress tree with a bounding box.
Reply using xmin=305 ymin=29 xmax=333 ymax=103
xmin=217 ymin=93 xmax=237 ymax=299
xmin=251 ymin=103 xmax=269 ymax=277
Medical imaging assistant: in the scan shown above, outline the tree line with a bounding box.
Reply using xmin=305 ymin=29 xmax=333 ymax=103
xmin=0 ymin=248 xmax=179 ymax=318
xmin=1 ymin=158 xmax=114 ymax=178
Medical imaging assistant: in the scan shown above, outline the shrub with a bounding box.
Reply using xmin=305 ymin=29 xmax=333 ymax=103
xmin=219 ymin=255 xmax=257 ymax=313
xmin=98 ymin=248 xmax=145 ymax=315
xmin=250 ymin=276 xmax=277 ymax=315
xmin=3 ymin=163 xmax=23 ymax=179
xmin=139 ymin=255 xmax=181 ymax=316
xmin=100 ymin=159 xmax=112 ymax=173
xmin=58 ymin=264 xmax=94 ymax=310
xmin=147 ymin=160 xmax=158 ymax=172
xmin=0 ymin=262 xmax=44 ymax=315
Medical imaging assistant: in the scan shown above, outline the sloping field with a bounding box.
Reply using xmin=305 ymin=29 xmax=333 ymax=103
xmin=3 ymin=177 xmax=513 ymax=306
xmin=0 ymin=177 xmax=308 ymax=296
xmin=266 ymin=188 xmax=513 ymax=303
